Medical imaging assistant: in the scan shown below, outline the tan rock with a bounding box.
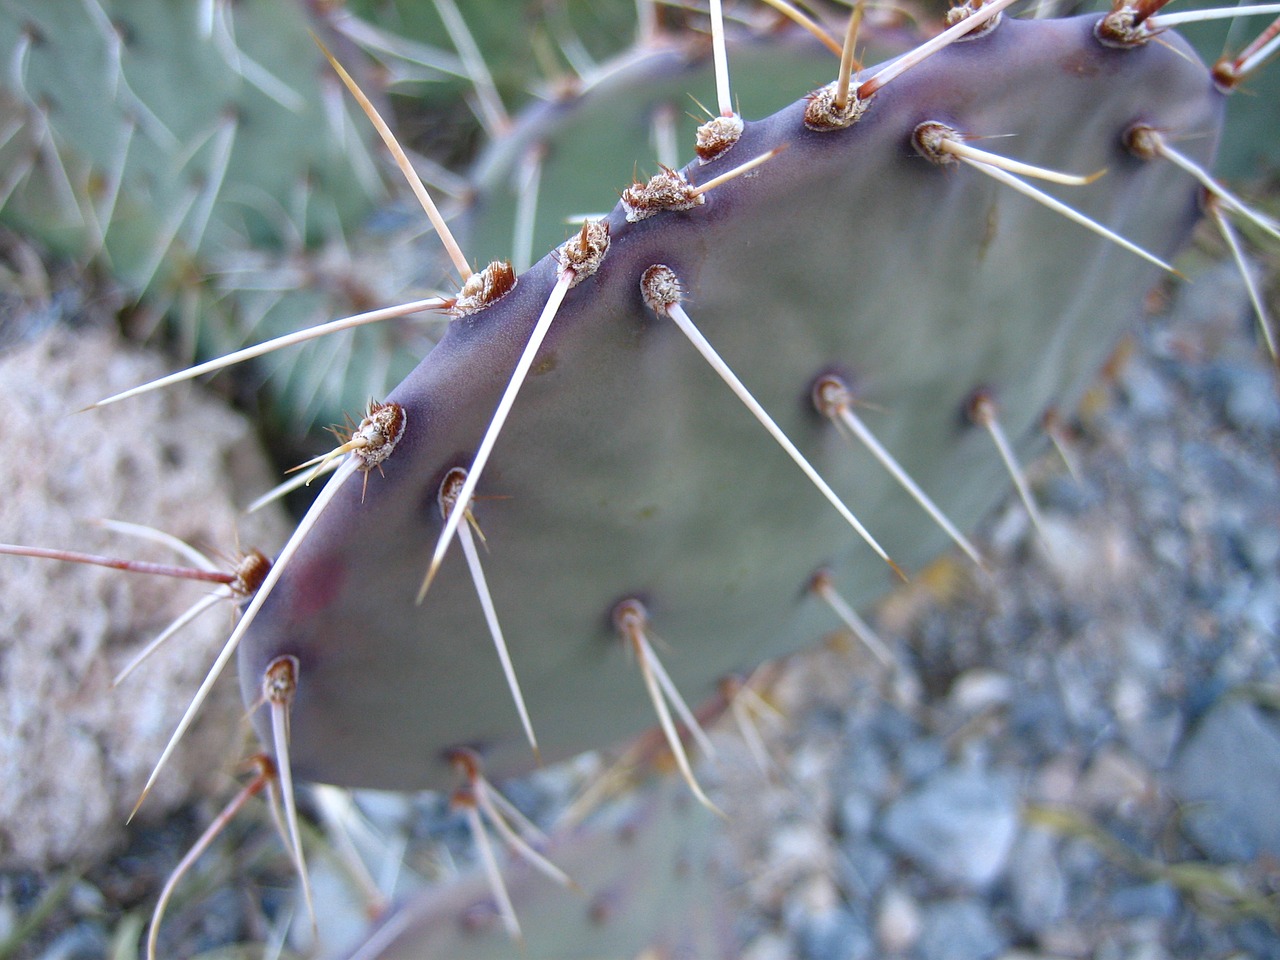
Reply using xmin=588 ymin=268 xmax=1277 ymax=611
xmin=0 ymin=324 xmax=288 ymax=867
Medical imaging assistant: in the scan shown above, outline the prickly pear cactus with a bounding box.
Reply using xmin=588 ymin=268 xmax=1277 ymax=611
xmin=238 ymin=12 xmax=1221 ymax=792
xmin=2 ymin=0 xmax=1278 ymax=957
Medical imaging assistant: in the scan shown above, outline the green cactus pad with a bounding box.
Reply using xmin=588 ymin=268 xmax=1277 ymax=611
xmin=236 ymin=14 xmax=1222 ymax=793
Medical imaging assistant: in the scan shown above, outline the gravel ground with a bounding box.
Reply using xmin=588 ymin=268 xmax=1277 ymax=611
xmin=2 ymin=256 xmax=1276 ymax=959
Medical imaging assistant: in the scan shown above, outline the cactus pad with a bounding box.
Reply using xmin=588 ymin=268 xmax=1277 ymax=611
xmin=235 ymin=15 xmax=1223 ymax=792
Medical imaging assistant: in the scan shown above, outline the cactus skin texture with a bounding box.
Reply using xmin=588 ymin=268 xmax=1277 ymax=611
xmin=237 ymin=14 xmax=1221 ymax=792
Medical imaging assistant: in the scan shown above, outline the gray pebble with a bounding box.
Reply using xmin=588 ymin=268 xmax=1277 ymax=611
xmin=916 ymin=899 xmax=1006 ymax=960
xmin=947 ymin=670 xmax=1014 ymax=716
xmin=67 ymin=880 xmax=105 ymax=918
xmin=876 ymin=886 xmax=921 ymax=954
xmin=1242 ymin=582 xmax=1280 ymax=638
xmin=1107 ymin=883 xmax=1179 ymax=921
xmin=1009 ymin=688 xmax=1072 ymax=754
xmin=1007 ymin=827 xmax=1067 ymax=934
xmin=837 ymin=837 xmax=894 ymax=901
xmin=1236 ymin=524 xmax=1280 ymax=577
xmin=1171 ymin=698 xmax=1280 ymax=861
xmin=1119 ymin=362 xmax=1174 ymax=418
xmin=742 ymin=932 xmax=793 ymax=960
xmin=837 ymin=791 xmax=877 ymax=839
xmin=1229 ymin=917 xmax=1280 ymax=960
xmin=1211 ymin=363 xmax=1280 ymax=433
xmin=1121 ymin=702 xmax=1184 ymax=770
xmin=898 ymin=738 xmax=949 ymax=785
xmin=793 ymin=906 xmax=873 ymax=960
xmin=869 ymin=709 xmax=923 ymax=750
xmin=880 ymin=767 xmax=1018 ymax=890
xmin=839 ymin=738 xmax=893 ymax=802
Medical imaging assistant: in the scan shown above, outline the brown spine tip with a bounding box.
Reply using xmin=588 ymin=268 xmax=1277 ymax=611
xmin=1211 ymin=58 xmax=1241 ymax=91
xmin=246 ymin=752 xmax=278 ymax=782
xmin=886 ymin=557 xmax=909 ymax=583
xmin=449 ymin=785 xmax=477 ymax=810
xmin=716 ymin=674 xmax=744 ymax=700
xmin=588 ymin=891 xmax=619 ymax=926
xmin=1131 ymin=0 xmax=1174 ymax=26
